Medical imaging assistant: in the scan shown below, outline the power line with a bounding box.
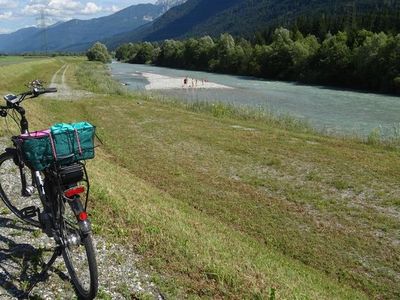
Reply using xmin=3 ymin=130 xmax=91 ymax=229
xmin=36 ymin=9 xmax=49 ymax=55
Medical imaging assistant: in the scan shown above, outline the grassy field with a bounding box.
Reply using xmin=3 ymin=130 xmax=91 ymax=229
xmin=0 ymin=57 xmax=399 ymax=299
xmin=0 ymin=56 xmax=44 ymax=66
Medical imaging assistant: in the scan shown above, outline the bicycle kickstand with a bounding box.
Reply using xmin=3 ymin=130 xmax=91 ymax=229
xmin=24 ymin=246 xmax=62 ymax=297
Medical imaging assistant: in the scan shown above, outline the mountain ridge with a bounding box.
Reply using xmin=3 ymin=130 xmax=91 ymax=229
xmin=0 ymin=2 xmax=185 ymax=53
xmin=0 ymin=0 xmax=398 ymax=53
xmin=105 ymin=0 xmax=399 ymax=48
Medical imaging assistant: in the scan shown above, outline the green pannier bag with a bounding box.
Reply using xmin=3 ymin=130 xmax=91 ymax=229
xmin=50 ymin=122 xmax=95 ymax=166
xmin=19 ymin=122 xmax=96 ymax=171
xmin=19 ymin=129 xmax=55 ymax=171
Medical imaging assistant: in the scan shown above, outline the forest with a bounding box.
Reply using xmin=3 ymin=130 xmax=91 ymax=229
xmin=115 ymin=28 xmax=400 ymax=95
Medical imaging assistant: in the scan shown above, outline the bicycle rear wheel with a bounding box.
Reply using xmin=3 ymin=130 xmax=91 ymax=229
xmin=61 ymin=199 xmax=98 ymax=300
xmin=0 ymin=151 xmax=42 ymax=227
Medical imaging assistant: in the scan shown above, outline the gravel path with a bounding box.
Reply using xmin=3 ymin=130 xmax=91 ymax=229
xmin=46 ymin=64 xmax=93 ymax=100
xmin=0 ymin=143 xmax=163 ymax=299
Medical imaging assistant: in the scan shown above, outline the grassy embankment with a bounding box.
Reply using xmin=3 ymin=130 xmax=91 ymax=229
xmin=0 ymin=57 xmax=399 ymax=299
xmin=0 ymin=56 xmax=26 ymax=66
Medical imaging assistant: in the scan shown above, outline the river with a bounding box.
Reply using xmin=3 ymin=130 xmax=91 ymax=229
xmin=109 ymin=62 xmax=400 ymax=137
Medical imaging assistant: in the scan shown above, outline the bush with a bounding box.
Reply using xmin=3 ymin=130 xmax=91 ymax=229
xmin=86 ymin=42 xmax=112 ymax=63
xmin=394 ymin=77 xmax=400 ymax=93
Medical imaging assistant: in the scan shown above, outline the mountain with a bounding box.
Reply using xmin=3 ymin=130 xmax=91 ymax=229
xmin=156 ymin=0 xmax=188 ymax=12
xmin=107 ymin=0 xmax=399 ymax=47
xmin=106 ymin=0 xmax=243 ymax=47
xmin=0 ymin=2 xmax=183 ymax=53
xmin=189 ymin=0 xmax=400 ymax=37
xmin=0 ymin=27 xmax=41 ymax=51
xmin=1 ymin=0 xmax=395 ymax=53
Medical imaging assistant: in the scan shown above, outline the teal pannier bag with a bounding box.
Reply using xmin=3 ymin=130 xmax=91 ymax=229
xmin=50 ymin=122 xmax=95 ymax=166
xmin=19 ymin=122 xmax=96 ymax=171
xmin=19 ymin=129 xmax=55 ymax=171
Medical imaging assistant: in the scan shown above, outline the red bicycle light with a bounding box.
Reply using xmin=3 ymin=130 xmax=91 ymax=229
xmin=64 ymin=186 xmax=85 ymax=198
xmin=78 ymin=211 xmax=88 ymax=221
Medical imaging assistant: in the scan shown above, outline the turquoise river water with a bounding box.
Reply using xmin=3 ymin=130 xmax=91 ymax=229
xmin=110 ymin=62 xmax=400 ymax=137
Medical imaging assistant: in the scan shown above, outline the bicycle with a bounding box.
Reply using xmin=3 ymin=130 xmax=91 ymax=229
xmin=0 ymin=80 xmax=98 ymax=299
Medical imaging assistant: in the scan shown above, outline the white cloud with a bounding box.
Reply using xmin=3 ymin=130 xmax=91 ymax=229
xmin=0 ymin=0 xmax=18 ymax=9
xmin=22 ymin=0 xmax=82 ymax=17
xmin=21 ymin=1 xmax=112 ymax=17
xmin=49 ymin=0 xmax=81 ymax=10
xmin=110 ymin=5 xmax=119 ymax=13
xmin=82 ymin=2 xmax=102 ymax=15
xmin=0 ymin=11 xmax=13 ymax=20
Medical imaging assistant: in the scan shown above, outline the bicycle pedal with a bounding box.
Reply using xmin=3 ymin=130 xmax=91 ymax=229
xmin=21 ymin=206 xmax=38 ymax=218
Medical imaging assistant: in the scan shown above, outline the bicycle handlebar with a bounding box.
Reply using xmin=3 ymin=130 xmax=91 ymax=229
xmin=0 ymin=81 xmax=58 ymax=132
xmin=2 ymin=86 xmax=58 ymax=108
xmin=44 ymin=87 xmax=57 ymax=93
xmin=32 ymin=87 xmax=58 ymax=97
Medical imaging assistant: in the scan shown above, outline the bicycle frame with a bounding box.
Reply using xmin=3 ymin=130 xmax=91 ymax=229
xmin=0 ymin=81 xmax=98 ymax=299
xmin=5 ymin=105 xmax=49 ymax=214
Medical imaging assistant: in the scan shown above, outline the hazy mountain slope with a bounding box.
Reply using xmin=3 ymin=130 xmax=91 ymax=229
xmin=0 ymin=3 xmax=166 ymax=53
xmin=146 ymin=0 xmax=244 ymax=41
xmin=106 ymin=0 xmax=244 ymax=47
xmin=156 ymin=0 xmax=188 ymax=12
xmin=0 ymin=27 xmax=41 ymax=52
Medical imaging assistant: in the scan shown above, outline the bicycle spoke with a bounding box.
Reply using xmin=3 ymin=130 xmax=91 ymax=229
xmin=0 ymin=152 xmax=42 ymax=226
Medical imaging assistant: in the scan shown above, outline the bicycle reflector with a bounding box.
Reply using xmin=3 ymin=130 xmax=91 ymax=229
xmin=78 ymin=211 xmax=88 ymax=221
xmin=64 ymin=186 xmax=85 ymax=198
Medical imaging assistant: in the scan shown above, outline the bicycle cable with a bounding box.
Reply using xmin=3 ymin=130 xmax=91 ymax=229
xmin=3 ymin=115 xmax=11 ymax=136
xmin=9 ymin=109 xmax=22 ymax=133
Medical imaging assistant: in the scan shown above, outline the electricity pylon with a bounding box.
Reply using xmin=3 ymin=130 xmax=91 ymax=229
xmin=36 ymin=9 xmax=49 ymax=55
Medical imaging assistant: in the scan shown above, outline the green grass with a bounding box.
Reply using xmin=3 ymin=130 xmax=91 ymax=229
xmin=75 ymin=61 xmax=128 ymax=95
xmin=2 ymin=57 xmax=400 ymax=299
xmin=147 ymin=96 xmax=314 ymax=133
xmin=0 ymin=57 xmax=63 ymax=93
xmin=0 ymin=56 xmax=25 ymax=66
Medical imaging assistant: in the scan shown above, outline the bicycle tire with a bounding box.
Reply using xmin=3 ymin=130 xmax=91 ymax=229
xmin=61 ymin=200 xmax=98 ymax=300
xmin=0 ymin=151 xmax=41 ymax=227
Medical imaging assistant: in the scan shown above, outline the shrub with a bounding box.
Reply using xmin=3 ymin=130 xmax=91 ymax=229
xmin=86 ymin=42 xmax=112 ymax=63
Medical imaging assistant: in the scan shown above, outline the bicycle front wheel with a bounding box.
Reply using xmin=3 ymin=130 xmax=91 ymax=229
xmin=0 ymin=151 xmax=42 ymax=227
xmin=61 ymin=199 xmax=98 ymax=300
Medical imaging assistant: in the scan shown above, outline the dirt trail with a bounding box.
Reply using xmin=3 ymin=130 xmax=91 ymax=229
xmin=46 ymin=64 xmax=93 ymax=100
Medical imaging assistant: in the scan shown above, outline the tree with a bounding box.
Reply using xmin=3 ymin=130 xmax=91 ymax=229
xmin=115 ymin=43 xmax=138 ymax=61
xmin=262 ymin=27 xmax=295 ymax=79
xmin=86 ymin=42 xmax=111 ymax=63
xmin=379 ymin=34 xmax=400 ymax=93
xmin=291 ymin=34 xmax=320 ymax=79
xmin=315 ymin=31 xmax=352 ymax=85
xmin=130 ymin=42 xmax=156 ymax=64
xmin=158 ymin=40 xmax=185 ymax=67
xmin=198 ymin=36 xmax=215 ymax=70
xmin=213 ymin=33 xmax=236 ymax=72
xmin=183 ymin=38 xmax=201 ymax=69
xmin=353 ymin=32 xmax=388 ymax=90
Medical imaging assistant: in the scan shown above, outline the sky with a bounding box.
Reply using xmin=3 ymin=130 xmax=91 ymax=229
xmin=0 ymin=0 xmax=156 ymax=34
